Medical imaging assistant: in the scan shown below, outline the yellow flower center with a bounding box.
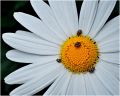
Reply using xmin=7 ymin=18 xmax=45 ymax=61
xmin=59 ymin=33 xmax=99 ymax=74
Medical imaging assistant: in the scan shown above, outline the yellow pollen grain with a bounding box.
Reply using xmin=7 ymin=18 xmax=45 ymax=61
xmin=60 ymin=35 xmax=99 ymax=73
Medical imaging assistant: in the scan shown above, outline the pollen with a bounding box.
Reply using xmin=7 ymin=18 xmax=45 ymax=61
xmin=60 ymin=34 xmax=99 ymax=74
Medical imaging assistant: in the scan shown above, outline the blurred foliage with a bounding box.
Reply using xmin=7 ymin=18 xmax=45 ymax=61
xmin=1 ymin=1 xmax=28 ymax=95
xmin=1 ymin=1 xmax=26 ymax=28
xmin=1 ymin=44 xmax=16 ymax=80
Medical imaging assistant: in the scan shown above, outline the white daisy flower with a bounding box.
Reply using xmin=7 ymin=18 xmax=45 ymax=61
xmin=2 ymin=0 xmax=119 ymax=95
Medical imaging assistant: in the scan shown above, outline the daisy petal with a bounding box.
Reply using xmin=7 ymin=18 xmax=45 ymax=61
xmin=72 ymin=75 xmax=80 ymax=95
xmin=30 ymin=0 xmax=67 ymax=41
xmin=79 ymin=0 xmax=98 ymax=35
xmin=49 ymin=0 xmax=78 ymax=36
xmin=65 ymin=75 xmax=74 ymax=95
xmin=88 ymin=73 xmax=110 ymax=95
xmin=2 ymin=33 xmax=59 ymax=55
xmin=58 ymin=73 xmax=72 ymax=95
xmin=43 ymin=70 xmax=66 ymax=95
xmin=95 ymin=60 xmax=119 ymax=95
xmin=44 ymin=71 xmax=71 ymax=95
xmin=84 ymin=74 xmax=95 ymax=95
xmin=13 ymin=12 xmax=61 ymax=44
xmin=94 ymin=16 xmax=119 ymax=42
xmin=72 ymin=74 xmax=86 ymax=95
xmin=98 ymin=60 xmax=119 ymax=79
xmin=6 ymin=50 xmax=58 ymax=63
xmin=89 ymin=0 xmax=117 ymax=38
xmin=15 ymin=30 xmax=58 ymax=47
xmin=10 ymin=65 xmax=64 ymax=95
xmin=99 ymin=39 xmax=119 ymax=52
xmin=5 ymin=61 xmax=61 ymax=84
xmin=100 ymin=52 xmax=119 ymax=64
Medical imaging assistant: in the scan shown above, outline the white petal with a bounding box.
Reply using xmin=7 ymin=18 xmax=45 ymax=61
xmin=99 ymin=39 xmax=119 ymax=52
xmin=98 ymin=60 xmax=119 ymax=79
xmin=100 ymin=52 xmax=119 ymax=64
xmin=49 ymin=0 xmax=78 ymax=36
xmin=44 ymin=71 xmax=71 ymax=95
xmin=13 ymin=12 xmax=62 ymax=44
xmin=15 ymin=30 xmax=59 ymax=48
xmin=5 ymin=61 xmax=61 ymax=84
xmin=16 ymin=30 xmax=37 ymax=38
xmin=43 ymin=69 xmax=66 ymax=95
xmin=94 ymin=16 xmax=119 ymax=43
xmin=65 ymin=75 xmax=74 ymax=95
xmin=84 ymin=74 xmax=95 ymax=95
xmin=89 ymin=0 xmax=117 ymax=38
xmin=79 ymin=0 xmax=98 ymax=35
xmin=51 ymin=72 xmax=71 ymax=95
xmin=88 ymin=73 xmax=110 ymax=95
xmin=95 ymin=60 xmax=119 ymax=95
xmin=97 ymin=31 xmax=118 ymax=46
xmin=71 ymin=75 xmax=80 ymax=95
xmin=57 ymin=73 xmax=72 ymax=95
xmin=2 ymin=33 xmax=59 ymax=55
xmin=10 ymin=65 xmax=64 ymax=95
xmin=6 ymin=50 xmax=58 ymax=63
xmin=30 ymin=0 xmax=67 ymax=41
xmin=72 ymin=74 xmax=86 ymax=95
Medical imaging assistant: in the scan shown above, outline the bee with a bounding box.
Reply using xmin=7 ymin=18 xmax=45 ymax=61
xmin=93 ymin=42 xmax=96 ymax=44
xmin=77 ymin=29 xmax=82 ymax=36
xmin=74 ymin=42 xmax=81 ymax=48
xmin=89 ymin=67 xmax=95 ymax=73
xmin=56 ymin=58 xmax=61 ymax=63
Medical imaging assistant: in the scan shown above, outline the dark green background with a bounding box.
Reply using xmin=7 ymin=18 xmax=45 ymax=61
xmin=1 ymin=0 xmax=119 ymax=95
